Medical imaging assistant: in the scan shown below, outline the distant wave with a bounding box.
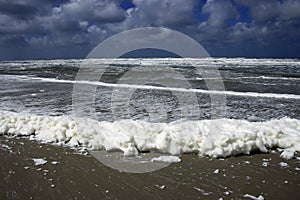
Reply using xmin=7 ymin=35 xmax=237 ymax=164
xmin=196 ymin=76 xmax=300 ymax=81
xmin=24 ymin=75 xmax=300 ymax=100
xmin=1 ymin=74 xmax=299 ymax=99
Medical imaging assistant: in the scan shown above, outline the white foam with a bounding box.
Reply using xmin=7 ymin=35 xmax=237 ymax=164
xmin=1 ymin=112 xmax=300 ymax=158
xmin=51 ymin=161 xmax=59 ymax=165
xmin=151 ymin=155 xmax=181 ymax=163
xmin=280 ymin=149 xmax=295 ymax=159
xmin=193 ymin=187 xmax=211 ymax=195
xmin=243 ymin=194 xmax=264 ymax=200
xmin=32 ymin=158 xmax=47 ymax=166
xmin=279 ymin=162 xmax=289 ymax=167
xmin=155 ymin=184 xmax=166 ymax=189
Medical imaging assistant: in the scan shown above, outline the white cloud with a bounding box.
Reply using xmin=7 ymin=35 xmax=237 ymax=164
xmin=129 ymin=0 xmax=197 ymax=26
xmin=58 ymin=0 xmax=126 ymax=23
xmin=202 ymin=0 xmax=238 ymax=28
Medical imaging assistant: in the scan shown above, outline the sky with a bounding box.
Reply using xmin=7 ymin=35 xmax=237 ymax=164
xmin=0 ymin=0 xmax=300 ymax=60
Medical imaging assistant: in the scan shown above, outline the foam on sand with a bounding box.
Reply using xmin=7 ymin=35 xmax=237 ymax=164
xmin=151 ymin=155 xmax=181 ymax=163
xmin=31 ymin=158 xmax=47 ymax=166
xmin=243 ymin=194 xmax=264 ymax=200
xmin=1 ymin=111 xmax=300 ymax=158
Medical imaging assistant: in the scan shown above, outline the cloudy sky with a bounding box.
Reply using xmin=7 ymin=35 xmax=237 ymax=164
xmin=0 ymin=0 xmax=300 ymax=60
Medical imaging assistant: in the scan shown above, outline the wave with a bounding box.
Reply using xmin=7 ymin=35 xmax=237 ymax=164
xmin=1 ymin=74 xmax=300 ymax=99
xmin=196 ymin=76 xmax=300 ymax=81
xmin=254 ymin=76 xmax=300 ymax=81
xmin=30 ymin=76 xmax=300 ymax=99
xmin=1 ymin=112 xmax=300 ymax=159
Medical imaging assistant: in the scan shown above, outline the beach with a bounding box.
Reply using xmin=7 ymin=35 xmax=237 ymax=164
xmin=1 ymin=136 xmax=299 ymax=199
xmin=1 ymin=58 xmax=300 ymax=199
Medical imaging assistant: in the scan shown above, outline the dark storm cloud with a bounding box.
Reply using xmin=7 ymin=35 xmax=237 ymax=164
xmin=0 ymin=34 xmax=27 ymax=46
xmin=0 ymin=0 xmax=69 ymax=19
xmin=235 ymin=0 xmax=300 ymax=22
xmin=191 ymin=0 xmax=300 ymax=57
xmin=0 ymin=0 xmax=299 ymax=59
xmin=0 ymin=3 xmax=38 ymax=19
xmin=233 ymin=0 xmax=300 ymax=51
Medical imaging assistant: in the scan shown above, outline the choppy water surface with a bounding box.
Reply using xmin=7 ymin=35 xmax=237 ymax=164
xmin=0 ymin=58 xmax=299 ymax=121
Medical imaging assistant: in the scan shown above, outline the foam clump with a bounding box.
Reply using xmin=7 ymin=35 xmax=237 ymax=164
xmin=1 ymin=112 xmax=300 ymax=158
xmin=151 ymin=155 xmax=181 ymax=163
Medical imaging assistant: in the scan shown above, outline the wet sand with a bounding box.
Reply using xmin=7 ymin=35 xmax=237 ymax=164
xmin=1 ymin=136 xmax=299 ymax=199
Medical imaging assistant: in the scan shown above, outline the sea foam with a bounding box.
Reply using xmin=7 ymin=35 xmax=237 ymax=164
xmin=0 ymin=111 xmax=300 ymax=158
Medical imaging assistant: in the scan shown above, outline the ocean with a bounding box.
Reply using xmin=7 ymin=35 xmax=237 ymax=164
xmin=1 ymin=58 xmax=299 ymax=120
xmin=1 ymin=58 xmax=300 ymax=199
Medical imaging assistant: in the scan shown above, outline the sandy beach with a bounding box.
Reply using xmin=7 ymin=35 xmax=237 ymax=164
xmin=1 ymin=136 xmax=299 ymax=199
